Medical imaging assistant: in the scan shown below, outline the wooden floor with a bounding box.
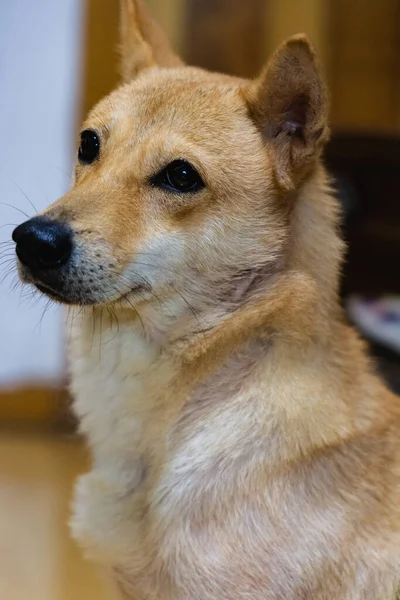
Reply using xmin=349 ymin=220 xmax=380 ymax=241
xmin=0 ymin=432 xmax=115 ymax=600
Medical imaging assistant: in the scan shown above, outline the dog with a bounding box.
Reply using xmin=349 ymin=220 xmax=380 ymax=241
xmin=12 ymin=0 xmax=400 ymax=598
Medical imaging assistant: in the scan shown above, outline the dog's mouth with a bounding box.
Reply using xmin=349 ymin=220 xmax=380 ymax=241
xmin=14 ymin=235 xmax=149 ymax=307
xmin=33 ymin=279 xmax=146 ymax=307
xmin=16 ymin=260 xmax=85 ymax=305
xmin=17 ymin=254 xmax=148 ymax=306
xmin=13 ymin=217 xmax=154 ymax=307
xmin=34 ymin=282 xmax=77 ymax=305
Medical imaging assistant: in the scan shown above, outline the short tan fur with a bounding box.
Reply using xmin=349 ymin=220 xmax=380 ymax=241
xmin=15 ymin=1 xmax=400 ymax=598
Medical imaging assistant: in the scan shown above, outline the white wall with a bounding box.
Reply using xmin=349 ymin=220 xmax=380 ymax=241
xmin=0 ymin=0 xmax=85 ymax=385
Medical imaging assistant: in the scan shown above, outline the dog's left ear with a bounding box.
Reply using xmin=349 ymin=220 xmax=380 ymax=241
xmin=119 ymin=0 xmax=183 ymax=81
xmin=246 ymin=34 xmax=329 ymax=191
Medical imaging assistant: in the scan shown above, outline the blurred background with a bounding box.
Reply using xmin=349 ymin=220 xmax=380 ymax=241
xmin=0 ymin=1 xmax=399 ymax=598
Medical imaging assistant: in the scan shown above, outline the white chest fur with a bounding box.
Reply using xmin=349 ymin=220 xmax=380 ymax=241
xmin=69 ymin=309 xmax=164 ymax=463
xmin=68 ymin=308 xmax=173 ymax=564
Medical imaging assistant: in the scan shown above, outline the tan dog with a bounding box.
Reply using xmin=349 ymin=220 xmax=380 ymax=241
xmin=12 ymin=1 xmax=400 ymax=598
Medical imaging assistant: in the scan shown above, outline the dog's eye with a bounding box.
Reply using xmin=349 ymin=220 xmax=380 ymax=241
xmin=152 ymin=160 xmax=204 ymax=193
xmin=78 ymin=129 xmax=100 ymax=165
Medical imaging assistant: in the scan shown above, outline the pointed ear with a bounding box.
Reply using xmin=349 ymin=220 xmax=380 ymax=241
xmin=119 ymin=0 xmax=183 ymax=81
xmin=246 ymin=35 xmax=329 ymax=191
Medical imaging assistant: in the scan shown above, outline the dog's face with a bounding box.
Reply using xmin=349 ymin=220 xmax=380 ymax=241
xmin=13 ymin=0 xmax=328 ymax=310
xmin=14 ymin=69 xmax=282 ymax=307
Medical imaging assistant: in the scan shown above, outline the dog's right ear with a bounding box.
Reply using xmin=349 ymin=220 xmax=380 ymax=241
xmin=119 ymin=0 xmax=183 ymax=81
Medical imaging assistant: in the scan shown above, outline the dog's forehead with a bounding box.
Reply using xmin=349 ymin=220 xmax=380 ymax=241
xmin=88 ymin=68 xmax=248 ymax=137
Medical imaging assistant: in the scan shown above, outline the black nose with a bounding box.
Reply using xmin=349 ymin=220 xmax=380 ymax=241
xmin=12 ymin=217 xmax=73 ymax=271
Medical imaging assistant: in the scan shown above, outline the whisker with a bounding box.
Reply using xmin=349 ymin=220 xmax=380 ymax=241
xmin=0 ymin=262 xmax=17 ymax=274
xmin=0 ymin=249 xmax=14 ymax=258
xmin=171 ymin=283 xmax=209 ymax=337
xmin=0 ymin=203 xmax=30 ymax=219
xmin=8 ymin=273 xmax=20 ymax=293
xmin=0 ymin=266 xmax=16 ymax=285
xmin=108 ymin=304 xmax=119 ymax=334
xmin=121 ymin=293 xmax=145 ymax=335
xmin=102 ymin=304 xmax=123 ymax=376
xmin=33 ymin=292 xmax=43 ymax=307
xmin=118 ymin=271 xmax=169 ymax=315
xmin=20 ymin=287 xmax=38 ymax=307
xmin=51 ymin=164 xmax=74 ymax=181
xmin=99 ymin=306 xmax=104 ymax=361
xmin=90 ymin=306 xmax=96 ymax=351
xmin=0 ymin=254 xmax=16 ymax=262
xmin=10 ymin=277 xmax=21 ymax=298
xmin=67 ymin=307 xmax=76 ymax=346
xmin=19 ymin=285 xmax=41 ymax=308
xmin=0 ymin=260 xmax=15 ymax=267
xmin=101 ymin=304 xmax=121 ymax=347
xmin=0 ymin=223 xmax=18 ymax=233
xmin=35 ymin=298 xmax=53 ymax=333
xmin=9 ymin=178 xmax=37 ymax=214
xmin=10 ymin=274 xmax=23 ymax=293
xmin=71 ymin=304 xmax=85 ymax=323
xmin=14 ymin=280 xmax=23 ymax=302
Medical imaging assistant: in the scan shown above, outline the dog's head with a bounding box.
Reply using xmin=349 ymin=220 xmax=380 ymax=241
xmin=13 ymin=0 xmax=328 ymax=310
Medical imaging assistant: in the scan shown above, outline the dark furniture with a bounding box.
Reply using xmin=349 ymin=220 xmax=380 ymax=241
xmin=325 ymin=133 xmax=400 ymax=297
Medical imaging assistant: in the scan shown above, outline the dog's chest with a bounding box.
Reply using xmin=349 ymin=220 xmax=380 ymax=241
xmin=68 ymin=312 xmax=166 ymax=462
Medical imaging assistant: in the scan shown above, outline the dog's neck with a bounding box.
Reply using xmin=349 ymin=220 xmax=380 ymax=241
xmin=287 ymin=167 xmax=344 ymax=321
